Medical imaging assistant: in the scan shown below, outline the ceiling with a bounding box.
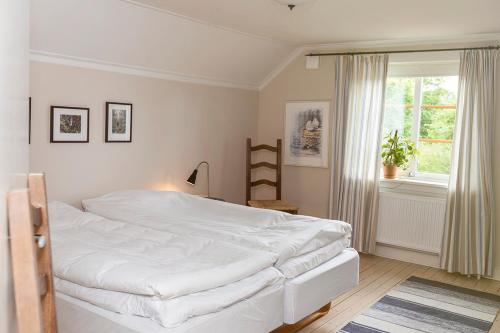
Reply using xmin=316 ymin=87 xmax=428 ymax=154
xmin=134 ymin=0 xmax=500 ymax=45
xmin=30 ymin=0 xmax=500 ymax=90
xmin=30 ymin=0 xmax=295 ymax=90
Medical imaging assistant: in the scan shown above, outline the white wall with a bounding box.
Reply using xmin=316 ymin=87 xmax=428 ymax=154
xmin=258 ymin=42 xmax=500 ymax=280
xmin=0 ymin=1 xmax=30 ymax=332
xmin=29 ymin=62 xmax=259 ymax=206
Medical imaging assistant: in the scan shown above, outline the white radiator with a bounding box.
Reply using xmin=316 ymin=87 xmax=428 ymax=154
xmin=376 ymin=191 xmax=446 ymax=254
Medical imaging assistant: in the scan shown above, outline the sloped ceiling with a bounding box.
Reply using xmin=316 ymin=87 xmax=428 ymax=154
xmin=136 ymin=0 xmax=500 ymax=44
xmin=31 ymin=0 xmax=500 ymax=89
xmin=30 ymin=0 xmax=296 ymax=90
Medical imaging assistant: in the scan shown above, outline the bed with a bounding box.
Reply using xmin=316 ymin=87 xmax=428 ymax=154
xmin=49 ymin=191 xmax=359 ymax=332
xmin=81 ymin=191 xmax=359 ymax=326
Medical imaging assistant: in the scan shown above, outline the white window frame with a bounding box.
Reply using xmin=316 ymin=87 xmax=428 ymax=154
xmin=384 ymin=53 xmax=460 ymax=185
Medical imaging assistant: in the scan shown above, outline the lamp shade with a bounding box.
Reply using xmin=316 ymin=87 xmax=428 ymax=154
xmin=186 ymin=169 xmax=198 ymax=185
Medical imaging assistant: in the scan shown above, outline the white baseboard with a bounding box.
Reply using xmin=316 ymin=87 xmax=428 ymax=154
xmin=376 ymin=243 xmax=500 ymax=282
xmin=375 ymin=243 xmax=440 ymax=268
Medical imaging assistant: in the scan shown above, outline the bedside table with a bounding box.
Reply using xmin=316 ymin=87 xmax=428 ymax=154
xmin=247 ymin=200 xmax=298 ymax=214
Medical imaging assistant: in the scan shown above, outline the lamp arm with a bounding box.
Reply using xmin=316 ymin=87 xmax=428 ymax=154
xmin=195 ymin=161 xmax=210 ymax=198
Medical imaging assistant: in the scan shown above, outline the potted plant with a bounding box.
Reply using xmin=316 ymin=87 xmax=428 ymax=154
xmin=381 ymin=130 xmax=417 ymax=179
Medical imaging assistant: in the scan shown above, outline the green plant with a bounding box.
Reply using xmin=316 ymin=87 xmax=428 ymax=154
xmin=381 ymin=130 xmax=417 ymax=169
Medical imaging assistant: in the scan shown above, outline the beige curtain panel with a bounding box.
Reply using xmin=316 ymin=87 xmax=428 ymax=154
xmin=441 ymin=49 xmax=498 ymax=277
xmin=329 ymin=54 xmax=388 ymax=254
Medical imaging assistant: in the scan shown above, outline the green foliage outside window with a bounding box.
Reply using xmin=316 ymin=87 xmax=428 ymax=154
xmin=383 ymin=76 xmax=458 ymax=175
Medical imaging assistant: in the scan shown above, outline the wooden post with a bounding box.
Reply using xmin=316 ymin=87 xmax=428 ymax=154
xmin=276 ymin=139 xmax=282 ymax=200
xmin=28 ymin=173 xmax=57 ymax=333
xmin=246 ymin=138 xmax=252 ymax=205
xmin=8 ymin=189 xmax=43 ymax=333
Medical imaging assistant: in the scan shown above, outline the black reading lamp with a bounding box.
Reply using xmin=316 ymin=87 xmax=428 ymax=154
xmin=187 ymin=161 xmax=210 ymax=198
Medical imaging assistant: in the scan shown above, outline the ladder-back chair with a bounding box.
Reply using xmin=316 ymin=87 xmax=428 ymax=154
xmin=8 ymin=173 xmax=57 ymax=333
xmin=246 ymin=138 xmax=298 ymax=214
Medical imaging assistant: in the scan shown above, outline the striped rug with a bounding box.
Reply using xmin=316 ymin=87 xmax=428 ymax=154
xmin=340 ymin=276 xmax=500 ymax=333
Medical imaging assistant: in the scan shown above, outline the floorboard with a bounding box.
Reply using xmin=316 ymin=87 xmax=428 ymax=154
xmin=298 ymin=254 xmax=500 ymax=333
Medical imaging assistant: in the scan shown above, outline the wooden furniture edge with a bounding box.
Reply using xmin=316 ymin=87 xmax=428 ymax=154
xmin=271 ymin=303 xmax=331 ymax=333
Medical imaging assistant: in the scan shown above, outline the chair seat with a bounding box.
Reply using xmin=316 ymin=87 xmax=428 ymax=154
xmin=248 ymin=200 xmax=298 ymax=214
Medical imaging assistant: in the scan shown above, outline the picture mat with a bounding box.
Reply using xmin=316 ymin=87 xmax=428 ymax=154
xmin=107 ymin=103 xmax=132 ymax=142
xmin=284 ymin=101 xmax=330 ymax=168
xmin=52 ymin=107 xmax=88 ymax=142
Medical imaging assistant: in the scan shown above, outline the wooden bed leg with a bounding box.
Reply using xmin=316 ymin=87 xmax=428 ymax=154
xmin=271 ymin=303 xmax=331 ymax=333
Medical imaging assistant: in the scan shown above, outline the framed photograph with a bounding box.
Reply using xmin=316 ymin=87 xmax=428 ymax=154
xmin=50 ymin=106 xmax=89 ymax=143
xmin=105 ymin=102 xmax=132 ymax=142
xmin=284 ymin=101 xmax=330 ymax=168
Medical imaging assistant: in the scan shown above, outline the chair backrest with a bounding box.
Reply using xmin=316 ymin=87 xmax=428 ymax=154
xmin=8 ymin=173 xmax=57 ymax=333
xmin=246 ymin=138 xmax=282 ymax=204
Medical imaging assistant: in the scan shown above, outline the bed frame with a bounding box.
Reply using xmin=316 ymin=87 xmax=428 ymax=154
xmin=272 ymin=303 xmax=331 ymax=333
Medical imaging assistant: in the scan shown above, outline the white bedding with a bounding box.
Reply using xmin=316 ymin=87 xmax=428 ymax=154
xmin=55 ymin=268 xmax=283 ymax=328
xmin=49 ymin=202 xmax=281 ymax=327
xmin=82 ymin=190 xmax=352 ymax=277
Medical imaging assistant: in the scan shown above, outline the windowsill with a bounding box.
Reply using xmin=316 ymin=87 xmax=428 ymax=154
xmin=379 ymin=177 xmax=448 ymax=188
xmin=379 ymin=176 xmax=448 ymax=198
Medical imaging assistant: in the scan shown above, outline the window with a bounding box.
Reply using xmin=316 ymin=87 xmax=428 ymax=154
xmin=383 ymin=75 xmax=459 ymax=180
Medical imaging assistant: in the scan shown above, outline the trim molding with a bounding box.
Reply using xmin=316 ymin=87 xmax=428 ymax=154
xmin=375 ymin=244 xmax=440 ymax=268
xmin=259 ymin=33 xmax=500 ymax=90
xmin=30 ymin=50 xmax=259 ymax=91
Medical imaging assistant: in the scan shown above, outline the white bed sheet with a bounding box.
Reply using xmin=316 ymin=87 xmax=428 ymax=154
xmin=49 ymin=202 xmax=281 ymax=328
xmin=56 ymin=282 xmax=284 ymax=333
xmin=278 ymin=236 xmax=348 ymax=278
xmin=55 ymin=267 xmax=283 ymax=328
xmin=82 ymin=190 xmax=352 ymax=277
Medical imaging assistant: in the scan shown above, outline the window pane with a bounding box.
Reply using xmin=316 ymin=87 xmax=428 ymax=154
xmin=417 ymin=76 xmax=458 ymax=174
xmin=383 ymin=77 xmax=414 ymax=137
xmin=417 ymin=142 xmax=453 ymax=174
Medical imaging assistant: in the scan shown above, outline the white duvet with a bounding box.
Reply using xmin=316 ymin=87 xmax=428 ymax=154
xmin=82 ymin=190 xmax=352 ymax=277
xmin=55 ymin=268 xmax=282 ymax=328
xmin=49 ymin=202 xmax=282 ymax=327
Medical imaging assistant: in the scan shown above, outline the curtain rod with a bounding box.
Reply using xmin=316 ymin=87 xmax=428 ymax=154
xmin=306 ymin=45 xmax=500 ymax=57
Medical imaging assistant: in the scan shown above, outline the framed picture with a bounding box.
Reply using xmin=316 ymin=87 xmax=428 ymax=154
xmin=50 ymin=106 xmax=89 ymax=143
xmin=28 ymin=97 xmax=31 ymax=144
xmin=284 ymin=101 xmax=330 ymax=168
xmin=105 ymin=102 xmax=132 ymax=142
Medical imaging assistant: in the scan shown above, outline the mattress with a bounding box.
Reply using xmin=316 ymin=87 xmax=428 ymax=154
xmin=48 ymin=201 xmax=282 ymax=328
xmin=283 ymin=248 xmax=359 ymax=324
xmin=56 ymin=282 xmax=284 ymax=333
xmin=82 ymin=190 xmax=352 ymax=277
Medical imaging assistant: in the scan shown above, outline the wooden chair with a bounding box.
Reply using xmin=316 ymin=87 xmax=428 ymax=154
xmin=8 ymin=173 xmax=57 ymax=333
xmin=246 ymin=138 xmax=298 ymax=214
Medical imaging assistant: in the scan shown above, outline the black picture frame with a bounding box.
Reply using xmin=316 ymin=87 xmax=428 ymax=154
xmin=105 ymin=102 xmax=133 ymax=143
xmin=28 ymin=97 xmax=31 ymax=144
xmin=50 ymin=106 xmax=90 ymax=143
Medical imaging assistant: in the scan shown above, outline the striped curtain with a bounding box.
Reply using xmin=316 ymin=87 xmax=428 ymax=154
xmin=329 ymin=54 xmax=388 ymax=254
xmin=441 ymin=49 xmax=498 ymax=277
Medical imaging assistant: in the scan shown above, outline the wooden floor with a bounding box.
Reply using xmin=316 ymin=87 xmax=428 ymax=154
xmin=296 ymin=254 xmax=500 ymax=333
